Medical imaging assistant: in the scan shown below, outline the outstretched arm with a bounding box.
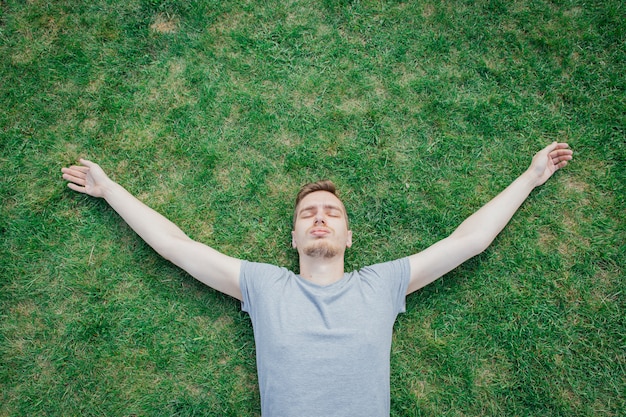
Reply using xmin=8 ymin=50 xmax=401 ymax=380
xmin=407 ymin=142 xmax=573 ymax=294
xmin=62 ymin=159 xmax=242 ymax=300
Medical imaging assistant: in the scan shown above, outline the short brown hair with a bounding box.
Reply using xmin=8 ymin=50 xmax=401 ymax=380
xmin=293 ymin=180 xmax=347 ymax=227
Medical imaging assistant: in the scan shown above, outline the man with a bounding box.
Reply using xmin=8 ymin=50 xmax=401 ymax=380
xmin=61 ymin=142 xmax=572 ymax=416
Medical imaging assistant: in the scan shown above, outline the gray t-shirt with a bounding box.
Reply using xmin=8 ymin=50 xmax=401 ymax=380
xmin=240 ymin=258 xmax=410 ymax=417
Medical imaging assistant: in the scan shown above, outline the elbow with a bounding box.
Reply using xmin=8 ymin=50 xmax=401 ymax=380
xmin=152 ymin=243 xmax=174 ymax=261
xmin=474 ymin=236 xmax=495 ymax=255
xmin=473 ymin=241 xmax=491 ymax=256
xmin=453 ymin=233 xmax=493 ymax=257
xmin=152 ymin=236 xmax=188 ymax=262
xmin=464 ymin=233 xmax=493 ymax=255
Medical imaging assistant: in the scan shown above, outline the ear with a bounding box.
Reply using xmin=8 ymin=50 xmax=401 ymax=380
xmin=291 ymin=230 xmax=297 ymax=248
xmin=346 ymin=230 xmax=353 ymax=248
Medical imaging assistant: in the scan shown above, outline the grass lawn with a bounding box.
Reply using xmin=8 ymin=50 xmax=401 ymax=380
xmin=1 ymin=0 xmax=624 ymax=415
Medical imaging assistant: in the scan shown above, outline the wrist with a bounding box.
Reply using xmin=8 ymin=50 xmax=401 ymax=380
xmin=520 ymin=168 xmax=541 ymax=190
xmin=101 ymin=178 xmax=121 ymax=200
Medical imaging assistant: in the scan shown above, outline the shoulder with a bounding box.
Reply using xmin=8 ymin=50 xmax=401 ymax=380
xmin=359 ymin=257 xmax=410 ymax=279
xmin=355 ymin=257 xmax=410 ymax=292
xmin=240 ymin=261 xmax=296 ymax=286
xmin=239 ymin=261 xmax=298 ymax=314
xmin=356 ymin=258 xmax=410 ymax=312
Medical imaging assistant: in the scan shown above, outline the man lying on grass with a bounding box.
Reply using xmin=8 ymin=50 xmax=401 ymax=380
xmin=62 ymin=142 xmax=572 ymax=417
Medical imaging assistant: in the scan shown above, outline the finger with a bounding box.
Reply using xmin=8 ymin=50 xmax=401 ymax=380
xmin=548 ymin=150 xmax=573 ymax=165
xmin=67 ymin=182 xmax=87 ymax=193
xmin=62 ymin=166 xmax=89 ymax=175
xmin=552 ymin=152 xmax=573 ymax=169
xmin=554 ymin=159 xmax=570 ymax=170
xmin=61 ymin=168 xmax=87 ymax=181
xmin=544 ymin=142 xmax=570 ymax=156
xmin=62 ymin=174 xmax=87 ymax=186
xmin=62 ymin=168 xmax=88 ymax=185
xmin=551 ymin=151 xmax=573 ymax=163
xmin=550 ymin=148 xmax=573 ymax=156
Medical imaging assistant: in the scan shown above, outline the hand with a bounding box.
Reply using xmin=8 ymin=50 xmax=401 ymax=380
xmin=61 ymin=159 xmax=112 ymax=198
xmin=528 ymin=142 xmax=573 ymax=187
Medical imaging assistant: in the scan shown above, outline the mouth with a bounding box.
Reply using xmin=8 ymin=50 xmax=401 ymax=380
xmin=310 ymin=228 xmax=331 ymax=237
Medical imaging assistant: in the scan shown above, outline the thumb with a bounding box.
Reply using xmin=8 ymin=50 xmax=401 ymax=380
xmin=540 ymin=141 xmax=559 ymax=156
xmin=79 ymin=158 xmax=96 ymax=167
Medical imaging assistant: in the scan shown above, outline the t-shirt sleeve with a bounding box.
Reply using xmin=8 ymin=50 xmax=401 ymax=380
xmin=239 ymin=260 xmax=288 ymax=314
xmin=239 ymin=260 xmax=257 ymax=314
xmin=360 ymin=257 xmax=410 ymax=314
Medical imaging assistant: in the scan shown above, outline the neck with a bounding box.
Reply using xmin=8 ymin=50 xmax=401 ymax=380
xmin=298 ymin=254 xmax=345 ymax=286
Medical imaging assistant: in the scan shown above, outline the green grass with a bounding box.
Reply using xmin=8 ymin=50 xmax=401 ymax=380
xmin=1 ymin=0 xmax=624 ymax=415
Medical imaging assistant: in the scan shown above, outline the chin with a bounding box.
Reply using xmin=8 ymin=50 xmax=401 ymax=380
xmin=304 ymin=241 xmax=341 ymax=259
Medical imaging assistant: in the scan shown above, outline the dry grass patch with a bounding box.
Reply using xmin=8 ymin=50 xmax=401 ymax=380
xmin=421 ymin=4 xmax=435 ymax=19
xmin=337 ymin=97 xmax=365 ymax=115
xmin=150 ymin=13 xmax=179 ymax=34
xmin=139 ymin=59 xmax=197 ymax=110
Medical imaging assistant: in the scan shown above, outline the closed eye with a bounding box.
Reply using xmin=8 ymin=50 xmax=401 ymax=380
xmin=299 ymin=209 xmax=315 ymax=218
xmin=298 ymin=204 xmax=344 ymax=219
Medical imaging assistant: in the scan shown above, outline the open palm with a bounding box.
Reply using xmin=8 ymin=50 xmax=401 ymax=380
xmin=61 ymin=159 xmax=111 ymax=198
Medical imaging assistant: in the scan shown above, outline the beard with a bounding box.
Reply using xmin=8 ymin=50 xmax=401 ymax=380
xmin=303 ymin=240 xmax=340 ymax=258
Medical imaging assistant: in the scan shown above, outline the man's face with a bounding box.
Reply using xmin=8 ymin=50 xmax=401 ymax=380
xmin=292 ymin=191 xmax=352 ymax=259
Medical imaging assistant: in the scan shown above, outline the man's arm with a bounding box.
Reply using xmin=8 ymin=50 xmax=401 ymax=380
xmin=407 ymin=142 xmax=573 ymax=294
xmin=61 ymin=159 xmax=242 ymax=300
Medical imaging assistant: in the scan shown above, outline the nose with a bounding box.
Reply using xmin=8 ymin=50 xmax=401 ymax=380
xmin=314 ymin=214 xmax=326 ymax=225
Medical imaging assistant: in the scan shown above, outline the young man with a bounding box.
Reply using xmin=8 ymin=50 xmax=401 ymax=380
xmin=61 ymin=142 xmax=572 ymax=416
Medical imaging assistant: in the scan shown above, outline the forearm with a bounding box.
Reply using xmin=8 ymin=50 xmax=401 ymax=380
xmin=62 ymin=159 xmax=244 ymax=298
xmin=407 ymin=143 xmax=572 ymax=294
xmin=101 ymin=180 xmax=189 ymax=257
xmin=451 ymin=169 xmax=538 ymax=252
